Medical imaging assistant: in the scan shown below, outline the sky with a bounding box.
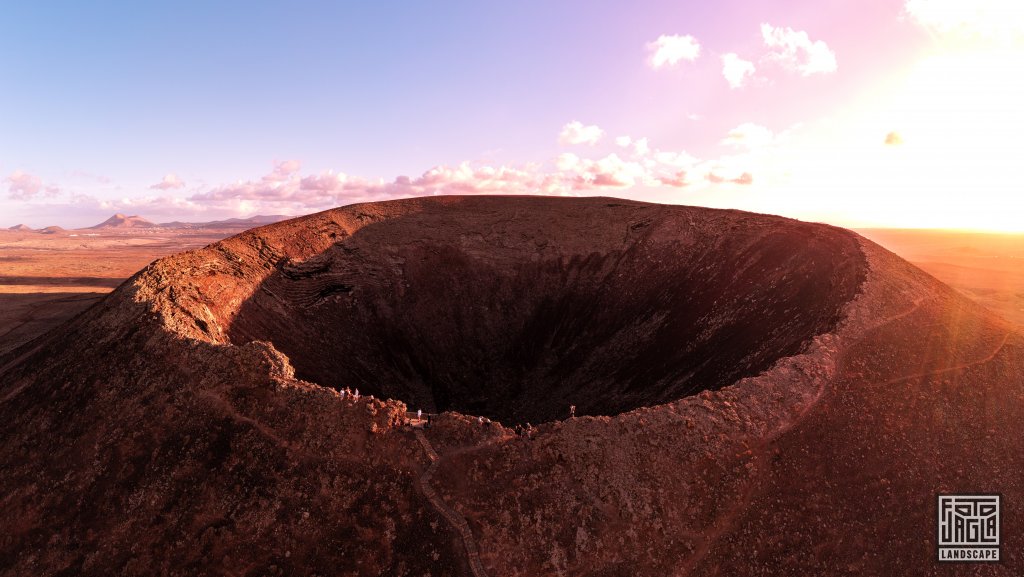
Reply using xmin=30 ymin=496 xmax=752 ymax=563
xmin=1 ymin=0 xmax=1022 ymax=230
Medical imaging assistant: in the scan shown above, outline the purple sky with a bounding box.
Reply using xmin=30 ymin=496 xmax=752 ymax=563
xmin=2 ymin=1 xmax=1022 ymax=230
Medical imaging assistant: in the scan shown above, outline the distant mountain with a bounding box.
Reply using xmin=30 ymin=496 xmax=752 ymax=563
xmin=74 ymin=214 xmax=292 ymax=231
xmin=157 ymin=215 xmax=291 ymax=229
xmin=39 ymin=226 xmax=65 ymax=234
xmin=211 ymin=215 xmax=291 ymax=226
xmin=88 ymin=214 xmax=157 ymax=229
xmin=7 ymin=224 xmax=33 ymax=231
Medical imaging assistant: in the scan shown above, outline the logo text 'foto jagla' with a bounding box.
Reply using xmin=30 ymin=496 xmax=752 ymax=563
xmin=937 ymin=495 xmax=1000 ymax=562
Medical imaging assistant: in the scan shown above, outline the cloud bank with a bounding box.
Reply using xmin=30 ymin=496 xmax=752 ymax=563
xmin=7 ymin=120 xmax=763 ymax=226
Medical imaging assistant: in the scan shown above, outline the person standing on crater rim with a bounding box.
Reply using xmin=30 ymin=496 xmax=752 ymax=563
xmin=569 ymin=405 xmax=576 ymax=419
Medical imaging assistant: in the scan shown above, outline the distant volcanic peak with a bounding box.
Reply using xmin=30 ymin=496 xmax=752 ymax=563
xmin=150 ymin=196 xmax=867 ymax=425
xmin=38 ymin=225 xmax=65 ymax=234
xmin=89 ymin=213 xmax=156 ymax=229
xmin=196 ymin=214 xmax=292 ymax=228
xmin=219 ymin=214 xmax=291 ymax=225
xmin=157 ymin=214 xmax=292 ymax=229
xmin=8 ymin=224 xmax=33 ymax=231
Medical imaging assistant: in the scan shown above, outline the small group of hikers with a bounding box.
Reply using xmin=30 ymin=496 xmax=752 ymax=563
xmin=406 ymin=408 xmax=432 ymax=428
xmin=513 ymin=405 xmax=577 ymax=436
xmin=402 ymin=403 xmax=579 ymax=431
xmin=339 ymin=387 xmax=360 ymax=400
xmin=513 ymin=422 xmax=534 ymax=437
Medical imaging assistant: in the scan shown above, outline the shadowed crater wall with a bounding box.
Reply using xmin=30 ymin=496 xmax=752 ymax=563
xmin=227 ymin=198 xmax=865 ymax=425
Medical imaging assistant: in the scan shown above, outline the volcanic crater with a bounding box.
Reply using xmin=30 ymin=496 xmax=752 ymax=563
xmin=219 ymin=198 xmax=864 ymax=424
xmin=4 ymin=196 xmax=1023 ymax=576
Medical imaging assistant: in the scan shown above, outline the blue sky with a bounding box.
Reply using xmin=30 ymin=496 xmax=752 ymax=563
xmin=2 ymin=1 xmax=1022 ymax=229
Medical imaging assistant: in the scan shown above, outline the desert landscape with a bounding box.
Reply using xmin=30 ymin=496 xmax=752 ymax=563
xmin=0 ymin=216 xmax=286 ymax=356
xmin=857 ymin=228 xmax=1024 ymax=328
xmin=1 ymin=196 xmax=1022 ymax=575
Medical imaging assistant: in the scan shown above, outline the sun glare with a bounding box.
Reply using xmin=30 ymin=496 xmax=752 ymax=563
xmin=880 ymin=49 xmax=1024 ymax=231
xmin=770 ymin=46 xmax=1024 ymax=232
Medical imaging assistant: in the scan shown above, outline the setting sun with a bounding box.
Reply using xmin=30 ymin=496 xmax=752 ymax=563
xmin=871 ymin=49 xmax=1024 ymax=230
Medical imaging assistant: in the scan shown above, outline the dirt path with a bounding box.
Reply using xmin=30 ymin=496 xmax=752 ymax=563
xmin=681 ymin=296 xmax=931 ymax=574
xmin=195 ymin=390 xmax=320 ymax=461
xmin=682 ymin=294 xmax=1014 ymax=574
xmin=413 ymin=429 xmax=490 ymax=577
xmin=0 ymin=341 xmax=48 ymax=403
xmin=878 ymin=330 xmax=1010 ymax=386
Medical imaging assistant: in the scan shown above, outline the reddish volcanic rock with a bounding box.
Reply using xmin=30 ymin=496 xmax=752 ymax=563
xmin=0 ymin=196 xmax=1021 ymax=576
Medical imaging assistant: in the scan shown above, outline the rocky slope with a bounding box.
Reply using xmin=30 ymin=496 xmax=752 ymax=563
xmin=0 ymin=196 xmax=1021 ymax=576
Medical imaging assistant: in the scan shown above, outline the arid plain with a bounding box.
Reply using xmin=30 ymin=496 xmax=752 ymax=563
xmin=857 ymin=228 xmax=1024 ymax=328
xmin=0 ymin=219 xmax=281 ymax=356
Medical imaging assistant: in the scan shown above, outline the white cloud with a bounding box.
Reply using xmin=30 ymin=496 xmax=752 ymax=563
xmin=264 ymin=159 xmax=302 ymax=183
xmin=632 ymin=137 xmax=650 ymax=156
xmin=558 ymin=121 xmax=604 ymax=146
xmin=761 ymin=23 xmax=837 ymax=76
xmin=647 ymin=34 xmax=701 ymax=68
xmin=561 ymin=153 xmax=649 ymax=188
xmin=613 ymin=135 xmax=650 ymax=156
xmin=649 ymin=150 xmax=699 ymax=187
xmin=149 ymin=173 xmax=186 ymax=190
xmin=653 ymin=150 xmax=699 ymax=169
xmin=556 ymin=153 xmax=581 ymax=172
xmin=723 ymin=123 xmax=776 ymax=149
xmin=697 ymin=151 xmax=759 ymax=185
xmin=904 ymin=0 xmax=1024 ymax=44
xmin=706 ymin=171 xmax=754 ymax=185
xmin=722 ymin=53 xmax=756 ymax=88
